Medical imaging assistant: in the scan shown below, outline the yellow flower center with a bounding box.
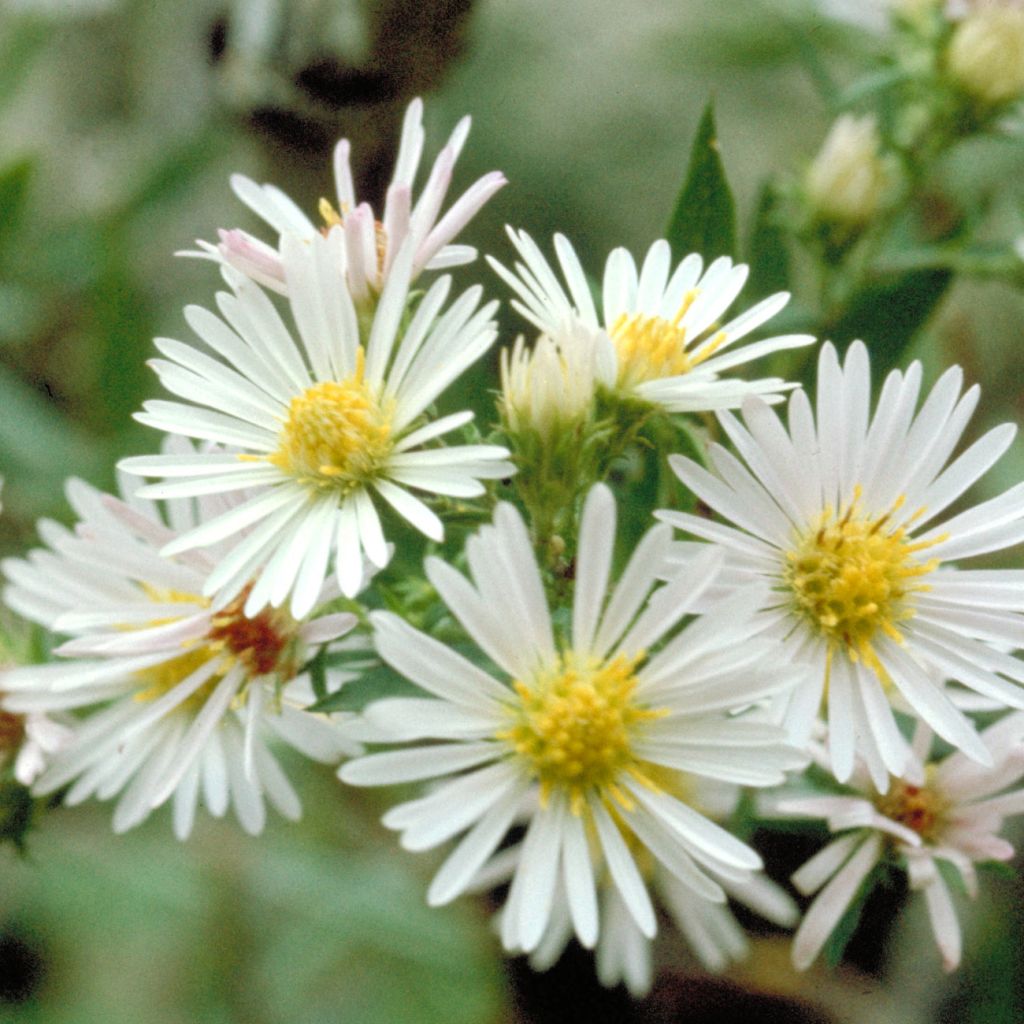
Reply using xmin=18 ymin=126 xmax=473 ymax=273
xmin=783 ymin=489 xmax=941 ymax=673
xmin=134 ymin=586 xmax=298 ymax=710
xmin=609 ymin=290 xmax=726 ymax=389
xmin=875 ymin=772 xmax=946 ymax=843
xmin=498 ymin=651 xmax=664 ymax=814
xmin=269 ymin=349 xmax=392 ymax=490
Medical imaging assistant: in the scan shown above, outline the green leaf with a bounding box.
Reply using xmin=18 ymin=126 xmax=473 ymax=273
xmin=307 ymin=660 xmax=420 ymax=714
xmin=0 ymin=363 xmax=109 ymax=495
xmin=0 ymin=158 xmax=33 ymax=251
xmin=747 ymin=180 xmax=791 ymax=300
xmin=0 ymin=18 xmax=50 ymax=105
xmin=935 ymin=858 xmax=971 ymax=898
xmin=666 ymin=102 xmax=737 ymax=262
xmin=825 ymin=268 xmax=952 ymax=384
xmin=114 ymin=127 xmax=226 ymax=220
xmin=85 ymin=239 xmax=156 ymax=431
xmin=978 ymin=859 xmax=1017 ymax=881
xmin=307 ymin=646 xmax=329 ymax=704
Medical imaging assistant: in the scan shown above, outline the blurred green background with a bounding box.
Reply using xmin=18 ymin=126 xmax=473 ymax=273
xmin=1 ymin=0 xmax=1023 ymax=1021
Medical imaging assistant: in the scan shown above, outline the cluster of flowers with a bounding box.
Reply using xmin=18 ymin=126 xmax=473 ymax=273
xmin=803 ymin=0 xmax=1024 ymax=247
xmin=3 ymin=96 xmax=1024 ymax=995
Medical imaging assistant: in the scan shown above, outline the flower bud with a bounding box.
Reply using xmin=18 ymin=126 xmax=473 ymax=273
xmin=499 ymin=326 xmax=599 ymax=442
xmin=947 ymin=6 xmax=1024 ymax=105
xmin=805 ymin=115 xmax=892 ymax=229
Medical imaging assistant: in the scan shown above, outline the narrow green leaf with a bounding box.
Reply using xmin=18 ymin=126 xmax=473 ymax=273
xmin=86 ymin=238 xmax=155 ymax=431
xmin=0 ymin=158 xmax=34 ymax=251
xmin=978 ymin=859 xmax=1017 ymax=881
xmin=307 ymin=661 xmax=419 ymax=714
xmin=747 ymin=180 xmax=791 ymax=300
xmin=666 ymin=102 xmax=737 ymax=262
xmin=307 ymin=646 xmax=329 ymax=704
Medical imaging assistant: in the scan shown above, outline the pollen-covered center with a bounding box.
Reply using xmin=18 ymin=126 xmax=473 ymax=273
xmin=269 ymin=350 xmax=392 ymax=490
xmin=783 ymin=489 xmax=940 ymax=670
xmin=206 ymin=587 xmax=297 ymax=678
xmin=609 ymin=290 xmax=725 ymax=389
xmin=499 ymin=651 xmax=662 ymax=812
xmin=134 ymin=585 xmax=298 ymax=710
xmin=875 ymin=775 xmax=946 ymax=843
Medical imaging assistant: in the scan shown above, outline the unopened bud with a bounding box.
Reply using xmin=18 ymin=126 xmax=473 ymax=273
xmin=500 ymin=326 xmax=599 ymax=441
xmin=806 ymin=115 xmax=893 ymax=228
xmin=947 ymin=7 xmax=1024 ymax=105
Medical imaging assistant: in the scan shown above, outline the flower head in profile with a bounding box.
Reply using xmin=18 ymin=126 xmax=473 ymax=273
xmin=660 ymin=341 xmax=1024 ymax=789
xmin=947 ymin=3 xmax=1024 ymax=105
xmin=188 ymin=98 xmax=506 ymax=303
xmin=488 ymin=229 xmax=814 ymax=415
xmin=476 ymin=774 xmax=798 ymax=996
xmin=340 ymin=485 xmax=805 ymax=956
xmin=805 ymin=114 xmax=895 ymax=230
xmin=1 ymin=456 xmax=363 ymax=837
xmin=779 ymin=716 xmax=1024 ymax=972
xmin=121 ymin=230 xmax=512 ymax=617
xmin=499 ymin=323 xmax=601 ymax=443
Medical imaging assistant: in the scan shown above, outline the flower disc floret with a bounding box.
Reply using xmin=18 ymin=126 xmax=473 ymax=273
xmin=206 ymin=588 xmax=296 ymax=677
xmin=609 ymin=295 xmax=725 ymax=390
xmin=784 ymin=490 xmax=940 ymax=669
xmin=500 ymin=651 xmax=660 ymax=810
xmin=135 ymin=585 xmax=298 ymax=709
xmin=874 ymin=774 xmax=946 ymax=843
xmin=269 ymin=357 xmax=392 ymax=490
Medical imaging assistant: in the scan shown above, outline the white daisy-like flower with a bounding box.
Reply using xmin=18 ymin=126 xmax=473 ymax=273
xmin=188 ymin=97 xmax=506 ymax=303
xmin=487 ymin=228 xmax=814 ymax=415
xmin=659 ymin=340 xmax=1024 ymax=788
xmin=339 ymin=484 xmax=806 ymax=955
xmin=779 ymin=715 xmax=1024 ymax=972
xmin=0 ymin=461 xmax=363 ymax=838
xmin=120 ymin=228 xmax=512 ymax=617
xmin=476 ymin=775 xmax=798 ymax=996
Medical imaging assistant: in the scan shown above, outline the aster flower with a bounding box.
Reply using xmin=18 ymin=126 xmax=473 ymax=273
xmin=659 ymin=340 xmax=1024 ymax=788
xmin=0 ymin=458 xmax=363 ymax=838
xmin=779 ymin=716 xmax=1024 ymax=972
xmin=477 ymin=775 xmax=798 ymax=996
xmin=187 ymin=97 xmax=506 ymax=303
xmin=120 ymin=229 xmax=512 ymax=617
xmin=339 ymin=484 xmax=806 ymax=955
xmin=487 ymin=228 xmax=814 ymax=415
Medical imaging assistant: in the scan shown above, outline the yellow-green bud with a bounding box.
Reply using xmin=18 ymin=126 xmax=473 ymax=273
xmin=947 ymin=7 xmax=1024 ymax=105
xmin=499 ymin=327 xmax=598 ymax=442
xmin=805 ymin=115 xmax=892 ymax=228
